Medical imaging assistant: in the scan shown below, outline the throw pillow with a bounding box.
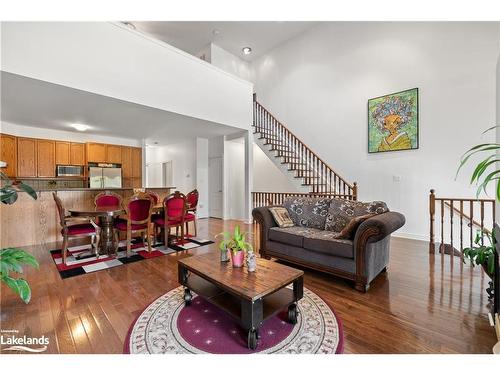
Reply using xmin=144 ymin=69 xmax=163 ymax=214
xmin=269 ymin=207 xmax=295 ymax=228
xmin=335 ymin=213 xmax=376 ymax=239
xmin=325 ymin=198 xmax=388 ymax=232
xmin=283 ymin=197 xmax=331 ymax=229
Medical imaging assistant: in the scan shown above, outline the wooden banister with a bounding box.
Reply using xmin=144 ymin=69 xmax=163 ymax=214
xmin=253 ymin=98 xmax=356 ymax=198
xmin=429 ymin=188 xmax=495 ymax=259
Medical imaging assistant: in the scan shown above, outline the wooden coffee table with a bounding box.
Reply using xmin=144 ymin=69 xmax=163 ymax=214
xmin=177 ymin=253 xmax=304 ymax=350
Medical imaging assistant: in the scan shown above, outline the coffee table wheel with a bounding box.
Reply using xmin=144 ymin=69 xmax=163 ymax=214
xmin=247 ymin=328 xmax=258 ymax=350
xmin=183 ymin=288 xmax=192 ymax=306
xmin=288 ymin=303 xmax=298 ymax=324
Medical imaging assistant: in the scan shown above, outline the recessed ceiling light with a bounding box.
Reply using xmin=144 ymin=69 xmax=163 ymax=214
xmin=242 ymin=47 xmax=252 ymax=55
xmin=71 ymin=123 xmax=91 ymax=132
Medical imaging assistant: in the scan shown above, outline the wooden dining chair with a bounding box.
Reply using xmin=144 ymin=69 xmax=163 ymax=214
xmin=152 ymin=191 xmax=187 ymax=247
xmin=53 ymin=192 xmax=100 ymax=265
xmin=94 ymin=191 xmax=123 ymax=207
xmin=113 ymin=192 xmax=154 ymax=257
xmin=185 ymin=189 xmax=199 ymax=237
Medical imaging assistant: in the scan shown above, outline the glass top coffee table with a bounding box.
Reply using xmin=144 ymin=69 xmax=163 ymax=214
xmin=177 ymin=253 xmax=304 ymax=350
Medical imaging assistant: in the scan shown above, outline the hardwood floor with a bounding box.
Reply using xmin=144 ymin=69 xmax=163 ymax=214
xmin=0 ymin=218 xmax=497 ymax=354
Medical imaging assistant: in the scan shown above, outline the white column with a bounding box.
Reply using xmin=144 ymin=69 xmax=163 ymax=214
xmin=244 ymin=129 xmax=254 ymax=223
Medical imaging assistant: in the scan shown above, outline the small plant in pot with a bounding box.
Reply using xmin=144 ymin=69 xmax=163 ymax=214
xmin=216 ymin=226 xmax=253 ymax=267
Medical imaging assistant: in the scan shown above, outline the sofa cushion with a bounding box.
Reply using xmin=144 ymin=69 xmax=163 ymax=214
xmin=268 ymin=226 xmax=307 ymax=247
xmin=302 ymin=228 xmax=354 ymax=259
xmin=268 ymin=207 xmax=294 ymax=228
xmin=325 ymin=198 xmax=388 ymax=233
xmin=283 ymin=196 xmax=331 ymax=229
xmin=336 ymin=213 xmax=376 ymax=239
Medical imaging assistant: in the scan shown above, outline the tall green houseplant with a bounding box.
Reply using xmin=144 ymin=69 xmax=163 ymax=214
xmin=0 ymin=171 xmax=39 ymax=303
xmin=457 ymin=125 xmax=499 ymax=277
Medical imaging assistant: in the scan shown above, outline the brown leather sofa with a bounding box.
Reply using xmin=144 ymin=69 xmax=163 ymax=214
xmin=252 ymin=197 xmax=405 ymax=292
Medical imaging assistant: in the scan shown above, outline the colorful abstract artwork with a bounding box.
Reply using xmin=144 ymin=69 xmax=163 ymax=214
xmin=368 ymin=88 xmax=419 ymax=153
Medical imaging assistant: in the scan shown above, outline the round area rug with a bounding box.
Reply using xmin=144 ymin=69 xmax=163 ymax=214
xmin=124 ymin=286 xmax=343 ymax=354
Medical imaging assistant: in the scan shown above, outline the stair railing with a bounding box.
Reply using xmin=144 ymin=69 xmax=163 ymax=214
xmin=253 ymin=97 xmax=357 ymax=198
xmin=429 ymin=189 xmax=495 ymax=257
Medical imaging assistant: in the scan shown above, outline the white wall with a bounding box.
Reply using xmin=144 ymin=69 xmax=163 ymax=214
xmin=210 ymin=44 xmax=253 ymax=83
xmin=195 ymin=138 xmax=209 ymax=218
xmin=146 ymin=140 xmax=196 ymax=194
xmin=0 ymin=121 xmax=141 ymax=146
xmin=253 ymin=143 xmax=298 ymax=192
xmin=1 ymin=22 xmax=253 ymax=130
xmin=252 ymin=22 xmax=499 ymax=240
xmin=225 ymin=139 xmax=246 ymax=220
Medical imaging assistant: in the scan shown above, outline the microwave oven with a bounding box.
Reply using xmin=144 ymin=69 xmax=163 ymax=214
xmin=56 ymin=165 xmax=85 ymax=177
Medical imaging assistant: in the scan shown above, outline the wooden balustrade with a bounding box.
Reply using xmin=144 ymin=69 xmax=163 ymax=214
xmin=253 ymin=98 xmax=356 ymax=198
xmin=429 ymin=189 xmax=495 ymax=256
xmin=252 ymin=191 xmax=355 ymax=209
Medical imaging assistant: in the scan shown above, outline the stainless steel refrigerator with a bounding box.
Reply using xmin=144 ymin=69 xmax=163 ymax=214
xmin=89 ymin=166 xmax=122 ymax=188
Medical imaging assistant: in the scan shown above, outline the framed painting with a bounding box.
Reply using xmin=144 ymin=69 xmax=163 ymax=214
xmin=368 ymin=88 xmax=419 ymax=153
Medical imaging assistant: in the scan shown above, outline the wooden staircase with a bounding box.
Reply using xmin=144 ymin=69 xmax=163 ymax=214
xmin=252 ymin=96 xmax=357 ymax=206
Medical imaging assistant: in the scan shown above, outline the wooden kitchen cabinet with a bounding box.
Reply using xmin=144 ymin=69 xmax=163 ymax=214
xmin=0 ymin=133 xmax=17 ymax=177
xmin=70 ymin=143 xmax=85 ymax=165
xmin=121 ymin=146 xmax=132 ymax=178
xmin=17 ymin=137 xmax=37 ymax=177
xmin=106 ymin=144 xmax=122 ymax=164
xmin=55 ymin=141 xmax=70 ymax=165
xmin=86 ymin=143 xmax=106 ymax=163
xmin=37 ymin=139 xmax=56 ymax=177
xmin=131 ymin=147 xmax=142 ymax=179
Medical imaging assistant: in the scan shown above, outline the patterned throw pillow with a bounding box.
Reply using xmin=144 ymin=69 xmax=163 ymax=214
xmin=269 ymin=207 xmax=295 ymax=228
xmin=283 ymin=197 xmax=331 ymax=230
xmin=325 ymin=198 xmax=388 ymax=233
xmin=335 ymin=213 xmax=376 ymax=239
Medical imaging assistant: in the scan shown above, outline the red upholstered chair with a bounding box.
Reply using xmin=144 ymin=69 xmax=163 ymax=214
xmin=146 ymin=191 xmax=160 ymax=205
xmin=53 ymin=192 xmax=100 ymax=265
xmin=152 ymin=191 xmax=187 ymax=247
xmin=94 ymin=191 xmax=123 ymax=207
xmin=185 ymin=189 xmax=199 ymax=237
xmin=113 ymin=192 xmax=154 ymax=257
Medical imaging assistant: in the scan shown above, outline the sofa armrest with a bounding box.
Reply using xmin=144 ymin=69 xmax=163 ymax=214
xmin=354 ymin=211 xmax=406 ymax=246
xmin=252 ymin=206 xmax=280 ymax=240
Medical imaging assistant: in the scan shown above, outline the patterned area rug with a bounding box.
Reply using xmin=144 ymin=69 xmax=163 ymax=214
xmin=50 ymin=238 xmax=214 ymax=279
xmin=125 ymin=286 xmax=344 ymax=354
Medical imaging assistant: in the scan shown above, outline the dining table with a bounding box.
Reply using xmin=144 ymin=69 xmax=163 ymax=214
xmin=68 ymin=204 xmax=164 ymax=256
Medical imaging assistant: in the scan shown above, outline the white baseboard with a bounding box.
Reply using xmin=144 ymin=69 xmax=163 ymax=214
xmin=392 ymin=231 xmax=428 ymax=242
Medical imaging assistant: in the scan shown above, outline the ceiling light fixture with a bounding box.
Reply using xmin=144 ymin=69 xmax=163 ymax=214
xmin=242 ymin=47 xmax=252 ymax=55
xmin=71 ymin=123 xmax=91 ymax=132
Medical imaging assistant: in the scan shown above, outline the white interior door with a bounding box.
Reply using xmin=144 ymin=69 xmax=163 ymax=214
xmin=163 ymin=161 xmax=173 ymax=187
xmin=209 ymin=157 xmax=223 ymax=218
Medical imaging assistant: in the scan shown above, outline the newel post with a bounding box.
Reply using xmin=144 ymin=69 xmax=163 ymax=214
xmin=429 ymin=189 xmax=436 ymax=254
xmin=352 ymin=182 xmax=358 ymax=201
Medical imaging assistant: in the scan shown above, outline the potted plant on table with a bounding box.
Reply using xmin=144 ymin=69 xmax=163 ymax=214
xmin=0 ymin=171 xmax=39 ymax=303
xmin=216 ymin=225 xmax=253 ymax=268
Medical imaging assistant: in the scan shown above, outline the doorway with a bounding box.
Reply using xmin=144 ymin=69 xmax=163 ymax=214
xmin=209 ymin=157 xmax=223 ymax=218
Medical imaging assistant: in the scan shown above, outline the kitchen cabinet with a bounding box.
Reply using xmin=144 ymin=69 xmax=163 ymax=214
xmin=37 ymin=139 xmax=56 ymax=177
xmin=121 ymin=146 xmax=132 ymax=178
xmin=86 ymin=143 xmax=106 ymax=163
xmin=0 ymin=133 xmax=17 ymax=177
xmin=70 ymin=143 xmax=85 ymax=165
xmin=131 ymin=147 xmax=142 ymax=179
xmin=55 ymin=141 xmax=70 ymax=165
xmin=106 ymin=144 xmax=122 ymax=164
xmin=17 ymin=137 xmax=37 ymax=177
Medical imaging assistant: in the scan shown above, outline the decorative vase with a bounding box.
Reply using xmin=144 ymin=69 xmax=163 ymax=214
xmin=246 ymin=251 xmax=257 ymax=272
xmin=220 ymin=247 xmax=229 ymax=262
xmin=231 ymin=250 xmax=245 ymax=268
